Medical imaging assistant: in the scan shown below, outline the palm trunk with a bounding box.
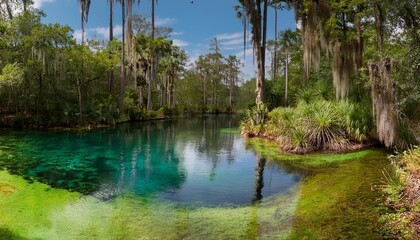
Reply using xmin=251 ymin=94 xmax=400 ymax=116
xmin=120 ymin=0 xmax=126 ymax=110
xmin=273 ymin=7 xmax=278 ymax=81
xmin=147 ymin=0 xmax=155 ymax=110
xmin=285 ymin=51 xmax=289 ymax=107
xmin=109 ymin=0 xmax=114 ymax=94
xmin=243 ymin=0 xmax=267 ymax=105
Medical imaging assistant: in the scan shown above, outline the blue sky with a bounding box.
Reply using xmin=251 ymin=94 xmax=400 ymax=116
xmin=35 ymin=0 xmax=296 ymax=79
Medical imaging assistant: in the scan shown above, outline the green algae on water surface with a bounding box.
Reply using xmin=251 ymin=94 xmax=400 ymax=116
xmin=220 ymin=128 xmax=240 ymax=134
xmin=247 ymin=137 xmax=385 ymax=169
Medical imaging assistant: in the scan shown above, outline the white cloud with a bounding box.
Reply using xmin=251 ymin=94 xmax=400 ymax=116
xmin=223 ymin=46 xmax=243 ymax=50
xmin=235 ymin=48 xmax=256 ymax=80
xmin=91 ymin=27 xmax=109 ymax=39
xmin=171 ymin=31 xmax=184 ymax=36
xmin=112 ymin=25 xmax=123 ymax=37
xmin=73 ymin=25 xmax=123 ymax=42
xmin=173 ymin=39 xmax=189 ymax=47
xmin=33 ymin=0 xmax=55 ymax=9
xmin=215 ymin=32 xmax=243 ymax=40
xmin=155 ymin=17 xmax=176 ymax=26
xmin=73 ymin=29 xmax=83 ymax=42
xmin=186 ymin=52 xmax=200 ymax=69
xmin=223 ymin=38 xmax=243 ymax=46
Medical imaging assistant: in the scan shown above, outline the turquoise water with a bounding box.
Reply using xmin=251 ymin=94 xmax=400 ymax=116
xmin=0 ymin=115 xmax=301 ymax=205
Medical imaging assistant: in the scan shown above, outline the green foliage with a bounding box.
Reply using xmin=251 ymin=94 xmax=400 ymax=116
xmin=243 ymin=99 xmax=373 ymax=153
xmin=245 ymin=103 xmax=269 ymax=126
xmin=396 ymin=120 xmax=419 ymax=150
xmin=0 ymin=63 xmax=24 ymax=86
xmin=241 ymin=103 xmax=269 ymax=136
xmin=380 ymin=147 xmax=420 ymax=239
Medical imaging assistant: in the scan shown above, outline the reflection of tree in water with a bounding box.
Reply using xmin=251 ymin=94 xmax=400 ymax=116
xmin=244 ymin=139 xmax=314 ymax=177
xmin=173 ymin=115 xmax=240 ymax=179
xmin=253 ymin=155 xmax=266 ymax=203
xmin=0 ymin=115 xmax=242 ymax=200
xmin=92 ymin=121 xmax=187 ymax=200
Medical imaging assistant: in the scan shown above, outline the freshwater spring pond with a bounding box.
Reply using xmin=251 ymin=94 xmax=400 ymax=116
xmin=0 ymin=115 xmax=389 ymax=239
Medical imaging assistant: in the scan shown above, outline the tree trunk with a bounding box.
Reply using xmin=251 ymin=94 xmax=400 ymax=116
xmin=120 ymin=0 xmax=126 ymax=111
xmin=354 ymin=7 xmax=363 ymax=71
xmin=273 ymin=7 xmax=278 ymax=81
xmin=203 ymin=74 xmax=206 ymax=107
xmin=229 ymin=74 xmax=233 ymax=109
xmin=77 ymin=77 xmax=83 ymax=125
xmin=374 ymin=4 xmax=384 ymax=51
xmin=109 ymin=0 xmax=114 ymax=94
xmin=241 ymin=0 xmax=267 ymax=105
xmin=147 ymin=0 xmax=155 ymax=110
xmin=369 ymin=58 xmax=398 ymax=148
xmin=285 ymin=51 xmax=289 ymax=107
xmin=126 ymin=0 xmax=133 ymax=61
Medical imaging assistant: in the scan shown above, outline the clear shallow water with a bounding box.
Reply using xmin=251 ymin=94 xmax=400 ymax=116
xmin=0 ymin=115 xmax=301 ymax=205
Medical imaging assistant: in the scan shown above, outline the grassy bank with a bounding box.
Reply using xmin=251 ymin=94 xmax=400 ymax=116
xmin=380 ymin=147 xmax=420 ymax=239
xmin=241 ymin=101 xmax=374 ymax=154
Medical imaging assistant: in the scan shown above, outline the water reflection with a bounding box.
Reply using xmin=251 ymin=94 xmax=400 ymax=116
xmin=0 ymin=115 xmax=302 ymax=205
xmin=253 ymin=155 xmax=266 ymax=203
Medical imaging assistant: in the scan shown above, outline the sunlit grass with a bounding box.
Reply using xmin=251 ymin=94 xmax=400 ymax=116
xmin=0 ymin=171 xmax=300 ymax=239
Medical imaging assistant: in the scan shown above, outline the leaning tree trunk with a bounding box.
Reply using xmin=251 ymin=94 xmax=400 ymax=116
xmin=368 ymin=58 xmax=398 ymax=148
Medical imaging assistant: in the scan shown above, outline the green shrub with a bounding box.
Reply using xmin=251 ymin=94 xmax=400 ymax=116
xmin=396 ymin=120 xmax=418 ymax=150
xmin=241 ymin=103 xmax=269 ymax=136
xmin=305 ymin=101 xmax=344 ymax=149
xmin=296 ymin=88 xmax=318 ymax=105
xmin=380 ymin=147 xmax=420 ymax=239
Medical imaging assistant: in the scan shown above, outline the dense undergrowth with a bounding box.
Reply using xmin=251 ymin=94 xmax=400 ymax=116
xmin=380 ymin=147 xmax=420 ymax=239
xmin=241 ymin=100 xmax=374 ymax=154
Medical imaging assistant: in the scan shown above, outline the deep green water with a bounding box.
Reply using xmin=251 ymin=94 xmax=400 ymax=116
xmin=0 ymin=115 xmax=390 ymax=239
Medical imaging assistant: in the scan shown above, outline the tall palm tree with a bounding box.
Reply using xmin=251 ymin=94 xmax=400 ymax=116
xmin=116 ymin=0 xmax=140 ymax=109
xmin=77 ymin=0 xmax=91 ymax=45
xmin=237 ymin=0 xmax=269 ymax=104
xmin=76 ymin=0 xmax=91 ymax=125
xmin=107 ymin=0 xmax=114 ymax=93
xmin=270 ymin=1 xmax=281 ymax=81
xmin=120 ymin=0 xmax=125 ymax=110
xmin=147 ymin=0 xmax=158 ymax=110
xmin=279 ymin=29 xmax=296 ymax=107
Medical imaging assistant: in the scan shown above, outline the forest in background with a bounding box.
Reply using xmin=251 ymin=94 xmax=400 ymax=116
xmin=0 ymin=0 xmax=418 ymax=148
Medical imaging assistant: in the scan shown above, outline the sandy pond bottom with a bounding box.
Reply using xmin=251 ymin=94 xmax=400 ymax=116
xmin=0 ymin=146 xmax=389 ymax=240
